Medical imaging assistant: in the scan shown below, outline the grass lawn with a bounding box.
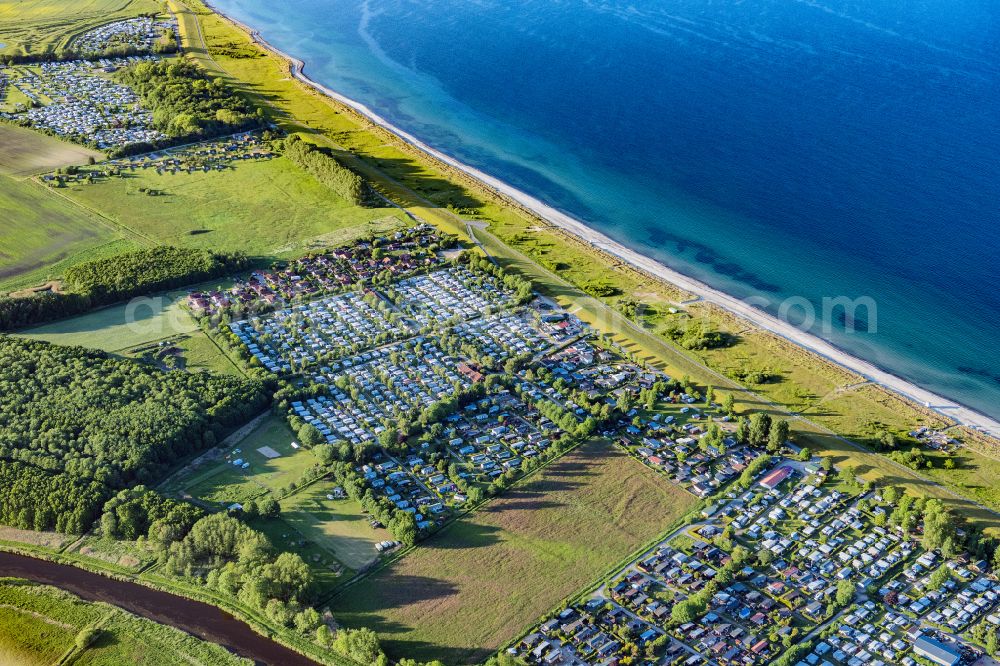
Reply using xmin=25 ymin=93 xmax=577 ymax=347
xmin=280 ymin=481 xmax=390 ymax=571
xmin=61 ymin=156 xmax=410 ymax=257
xmin=0 ymin=174 xmax=126 ymax=290
xmin=0 ymin=0 xmax=160 ymax=56
xmin=0 ymin=125 xmax=102 ymax=176
xmin=15 ymin=285 xmax=202 ymax=351
xmin=332 ymin=438 xmax=699 ymax=665
xmin=177 ymin=416 xmax=319 ymax=506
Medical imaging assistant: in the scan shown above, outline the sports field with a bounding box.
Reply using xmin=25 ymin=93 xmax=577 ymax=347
xmin=62 ymin=157 xmax=410 ymax=257
xmin=333 ymin=438 xmax=699 ymax=664
xmin=280 ymin=482 xmax=389 ymax=571
xmin=0 ymin=125 xmax=102 ymax=176
xmin=0 ymin=0 xmax=160 ymax=56
xmin=0 ymin=175 xmax=124 ymax=290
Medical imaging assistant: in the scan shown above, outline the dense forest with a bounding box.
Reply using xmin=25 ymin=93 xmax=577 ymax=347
xmin=283 ymin=135 xmax=366 ymax=205
xmin=64 ymin=246 xmax=248 ymax=301
xmin=117 ymin=60 xmax=264 ymax=144
xmin=163 ymin=513 xmax=320 ymax=629
xmin=0 ymin=337 xmax=268 ymax=486
xmin=0 ymin=459 xmax=107 ymax=533
xmin=0 ymin=247 xmax=246 ymax=330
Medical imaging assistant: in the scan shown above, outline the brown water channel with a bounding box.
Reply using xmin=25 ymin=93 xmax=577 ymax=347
xmin=0 ymin=551 xmax=319 ymax=666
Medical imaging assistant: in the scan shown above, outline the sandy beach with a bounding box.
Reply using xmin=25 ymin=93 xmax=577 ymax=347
xmin=217 ymin=7 xmax=1000 ymax=440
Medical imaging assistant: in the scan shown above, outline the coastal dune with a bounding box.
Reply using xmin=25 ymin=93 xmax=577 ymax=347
xmin=216 ymin=5 xmax=1000 ymax=440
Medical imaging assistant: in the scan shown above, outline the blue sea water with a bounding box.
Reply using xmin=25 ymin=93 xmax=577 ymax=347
xmin=213 ymin=0 xmax=1000 ymax=419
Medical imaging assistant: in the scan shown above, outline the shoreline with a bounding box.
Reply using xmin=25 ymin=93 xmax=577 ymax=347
xmin=209 ymin=3 xmax=1000 ymax=440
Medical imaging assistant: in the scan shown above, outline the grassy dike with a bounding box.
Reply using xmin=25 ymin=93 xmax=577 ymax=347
xmin=0 ymin=577 xmax=252 ymax=666
xmin=155 ymin=0 xmax=1000 ymax=531
xmin=0 ymin=536 xmax=361 ymax=666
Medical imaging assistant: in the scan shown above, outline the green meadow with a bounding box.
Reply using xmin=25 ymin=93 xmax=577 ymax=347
xmin=168 ymin=415 xmax=317 ymax=505
xmin=61 ymin=157 xmax=410 ymax=257
xmin=16 ymin=286 xmax=202 ymax=351
xmin=334 ymin=439 xmax=698 ymax=664
xmin=280 ymin=481 xmax=390 ymax=572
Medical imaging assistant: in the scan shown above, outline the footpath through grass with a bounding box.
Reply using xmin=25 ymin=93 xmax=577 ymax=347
xmin=332 ymin=439 xmax=698 ymax=665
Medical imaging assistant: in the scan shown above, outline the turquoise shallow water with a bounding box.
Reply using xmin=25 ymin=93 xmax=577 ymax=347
xmin=212 ymin=0 xmax=1000 ymax=419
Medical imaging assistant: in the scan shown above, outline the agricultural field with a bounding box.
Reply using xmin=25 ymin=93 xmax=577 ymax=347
xmin=0 ymin=0 xmax=160 ymax=56
xmin=0 ymin=124 xmax=101 ymax=175
xmin=60 ymin=156 xmax=410 ymax=257
xmin=280 ymin=482 xmax=390 ymax=571
xmin=15 ymin=286 xmax=202 ymax=351
xmin=0 ymin=579 xmax=250 ymax=665
xmin=333 ymin=438 xmax=699 ymax=664
xmin=0 ymin=174 xmax=123 ymax=290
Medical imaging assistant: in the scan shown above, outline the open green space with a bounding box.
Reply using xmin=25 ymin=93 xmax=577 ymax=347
xmin=174 ymin=415 xmax=319 ymax=506
xmin=0 ymin=174 xmax=125 ymax=290
xmin=61 ymin=156 xmax=409 ymax=257
xmin=280 ymin=481 xmax=390 ymax=572
xmin=0 ymin=124 xmax=102 ymax=175
xmin=172 ymin=330 xmax=243 ymax=375
xmin=0 ymin=0 xmax=160 ymax=56
xmin=333 ymin=439 xmax=699 ymax=664
xmin=0 ymin=578 xmax=251 ymax=665
xmin=0 ymin=600 xmax=76 ymax=665
xmin=15 ymin=285 xmax=202 ymax=351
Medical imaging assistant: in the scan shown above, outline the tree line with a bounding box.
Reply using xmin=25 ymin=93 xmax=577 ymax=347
xmin=282 ymin=135 xmax=366 ymax=205
xmin=100 ymin=486 xmax=204 ymax=542
xmin=0 ymin=246 xmax=247 ymax=331
xmin=64 ymin=246 xmax=248 ymax=301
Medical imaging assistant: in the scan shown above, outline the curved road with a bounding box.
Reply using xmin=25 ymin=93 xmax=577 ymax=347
xmin=0 ymin=551 xmax=318 ymax=666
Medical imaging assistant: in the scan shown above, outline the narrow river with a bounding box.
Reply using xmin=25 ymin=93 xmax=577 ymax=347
xmin=0 ymin=551 xmax=319 ymax=666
